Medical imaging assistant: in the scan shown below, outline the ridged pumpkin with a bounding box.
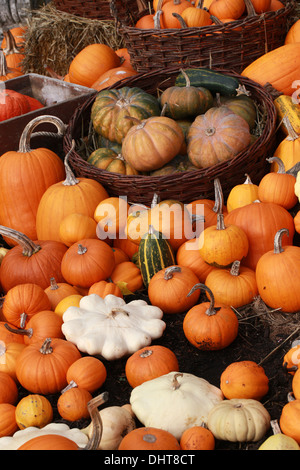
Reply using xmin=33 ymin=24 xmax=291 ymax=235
xmin=91 ymin=66 xmax=137 ymax=91
xmin=118 ymin=427 xmax=180 ymax=450
xmin=241 ymin=43 xmax=300 ymax=95
xmin=15 ymin=394 xmax=53 ymax=429
xmin=0 ymin=50 xmax=22 ymax=81
xmin=0 ymin=403 xmax=18 ymax=437
xmin=87 ymin=148 xmax=139 ymax=175
xmin=220 ymin=361 xmax=269 ymax=400
xmin=285 ymin=18 xmax=300 ymax=45
xmin=209 ymin=0 xmax=245 ymax=19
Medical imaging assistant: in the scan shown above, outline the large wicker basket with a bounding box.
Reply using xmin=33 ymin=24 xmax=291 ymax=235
xmin=52 ymin=0 xmax=140 ymax=20
xmin=110 ymin=0 xmax=296 ymax=73
xmin=63 ymin=66 xmax=277 ymax=205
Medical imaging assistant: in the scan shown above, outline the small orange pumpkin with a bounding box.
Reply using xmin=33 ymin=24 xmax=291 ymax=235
xmin=110 ymin=261 xmax=143 ymax=294
xmin=88 ymin=279 xmax=123 ymax=298
xmin=118 ymin=427 xmax=181 ymax=450
xmin=66 ymin=356 xmax=107 ymax=393
xmin=220 ymin=360 xmax=269 ymax=400
xmin=0 ymin=403 xmax=18 ymax=437
xmin=57 ymin=386 xmax=92 ymax=421
xmin=15 ymin=394 xmax=53 ymax=429
xmin=180 ymin=425 xmax=215 ymax=450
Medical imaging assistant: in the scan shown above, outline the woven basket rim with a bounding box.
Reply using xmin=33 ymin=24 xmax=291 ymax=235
xmin=63 ymin=66 xmax=277 ymax=203
xmin=111 ymin=0 xmax=296 ymax=33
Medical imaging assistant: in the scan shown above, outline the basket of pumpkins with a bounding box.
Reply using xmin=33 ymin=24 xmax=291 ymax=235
xmin=109 ymin=0 xmax=296 ymax=73
xmin=63 ymin=65 xmax=277 ymax=204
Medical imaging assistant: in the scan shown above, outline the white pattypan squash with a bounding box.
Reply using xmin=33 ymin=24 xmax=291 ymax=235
xmin=0 ymin=423 xmax=88 ymax=450
xmin=130 ymin=371 xmax=224 ymax=440
xmin=61 ymin=294 xmax=166 ymax=360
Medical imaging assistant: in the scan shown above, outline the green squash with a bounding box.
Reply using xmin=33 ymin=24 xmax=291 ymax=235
xmin=87 ymin=148 xmax=139 ymax=175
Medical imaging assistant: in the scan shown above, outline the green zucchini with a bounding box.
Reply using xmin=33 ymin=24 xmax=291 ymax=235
xmin=138 ymin=225 xmax=175 ymax=288
xmin=174 ymin=68 xmax=241 ymax=97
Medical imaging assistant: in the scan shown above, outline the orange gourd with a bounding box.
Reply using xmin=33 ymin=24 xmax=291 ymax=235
xmin=88 ymin=279 xmax=123 ymax=298
xmin=183 ymin=284 xmax=239 ymax=350
xmin=176 ymin=239 xmax=215 ymax=283
xmin=0 ymin=403 xmax=18 ymax=437
xmin=250 ymin=0 xmax=271 ymax=13
xmin=57 ymin=386 xmax=92 ymax=421
xmin=226 ymin=174 xmax=259 ymax=212
xmin=68 ymin=43 xmax=121 ymax=88
xmin=292 ymin=368 xmax=300 ymax=400
xmin=125 ymin=345 xmax=179 ymax=388
xmin=160 ymin=0 xmax=191 ymax=28
xmin=280 ymin=400 xmax=300 ymax=444
xmin=148 ymin=265 xmax=200 ymax=314
xmin=181 ymin=4 xmax=213 ymax=27
xmin=0 ymin=371 xmax=18 ymax=404
xmin=113 ymin=236 xmax=139 ymax=259
xmin=209 ymin=0 xmax=245 ymax=19
xmin=285 ymin=19 xmax=300 ymax=45
xmin=15 ymin=394 xmax=53 ymax=429
xmin=110 ymin=261 xmax=143 ymax=293
xmin=94 ymin=196 xmax=130 ymax=240
xmin=59 ymin=213 xmax=98 ymax=247
xmin=91 ymin=66 xmax=137 ymax=91
xmin=283 ymin=342 xmax=300 ymax=375
xmin=220 ymin=360 xmax=269 ymax=400
xmin=111 ymin=247 xmax=130 ymax=265
xmin=66 ymin=356 xmax=107 ymax=393
xmin=44 ymin=277 xmax=79 ymax=310
xmin=0 ymin=341 xmax=26 ymax=381
xmin=180 ymin=425 xmax=215 ymax=450
xmin=118 ymin=427 xmax=181 ymax=450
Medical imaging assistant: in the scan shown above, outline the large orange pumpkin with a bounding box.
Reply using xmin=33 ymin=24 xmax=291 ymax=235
xmin=285 ymin=19 xmax=300 ymax=45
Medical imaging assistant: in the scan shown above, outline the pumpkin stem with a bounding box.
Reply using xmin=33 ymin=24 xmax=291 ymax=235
xmin=216 ymin=213 xmax=226 ymax=230
xmin=273 ymin=228 xmax=289 ymax=254
xmin=212 ymin=178 xmax=224 ymax=214
xmin=164 ymin=265 xmax=181 ymax=280
xmin=187 ymin=283 xmax=217 ymax=316
xmin=110 ymin=307 xmax=129 ymax=317
xmin=4 ymin=320 xmax=33 ymax=338
xmin=140 ymin=349 xmax=153 ymax=358
xmin=244 ymin=0 xmax=256 ymax=17
xmin=39 ymin=337 xmax=53 ymax=355
xmin=172 ymin=12 xmax=187 ymax=28
xmin=0 ymin=225 xmax=41 ymax=257
xmin=230 ymin=260 xmax=241 ymax=276
xmin=3 ymin=29 xmax=21 ymax=55
xmin=151 ymin=193 xmax=159 ymax=209
xmin=18 ymin=115 xmax=67 ymax=154
xmin=266 ymin=156 xmax=286 ymax=174
xmin=49 ymin=277 xmax=59 ymax=290
xmin=63 ymin=139 xmax=79 ymax=186
xmin=61 ymin=379 xmax=78 ymax=394
xmin=179 ymin=68 xmax=191 ymax=87
xmin=283 ymin=116 xmax=299 ymax=142
xmin=153 ymin=9 xmax=163 ymax=29
xmin=83 ymin=391 xmax=108 ymax=450
xmin=0 ymin=50 xmax=12 ymax=76
xmin=171 ymin=372 xmax=183 ymax=390
xmin=244 ymin=173 xmax=253 ymax=184
xmin=77 ymin=244 xmax=87 ymax=255
xmin=143 ymin=434 xmax=157 ymax=443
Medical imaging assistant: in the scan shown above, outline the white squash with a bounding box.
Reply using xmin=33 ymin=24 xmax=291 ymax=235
xmin=82 ymin=404 xmax=136 ymax=450
xmin=207 ymin=398 xmax=271 ymax=442
xmin=0 ymin=423 xmax=88 ymax=450
xmin=129 ymin=371 xmax=224 ymax=440
xmin=61 ymin=294 xmax=166 ymax=360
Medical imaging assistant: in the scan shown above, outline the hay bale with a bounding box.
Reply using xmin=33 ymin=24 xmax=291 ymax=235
xmin=22 ymin=3 xmax=124 ymax=76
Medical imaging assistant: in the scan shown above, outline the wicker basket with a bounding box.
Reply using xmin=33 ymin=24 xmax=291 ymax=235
xmin=63 ymin=66 xmax=277 ymax=205
xmin=110 ymin=0 xmax=296 ymax=73
xmin=52 ymin=0 xmax=140 ymax=20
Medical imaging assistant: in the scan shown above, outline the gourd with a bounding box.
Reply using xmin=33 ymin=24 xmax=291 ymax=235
xmin=57 ymin=386 xmax=92 ymax=421
xmin=280 ymin=399 xmax=300 ymax=444
xmin=36 ymin=140 xmax=109 ymax=242
xmin=283 ymin=340 xmax=300 ymax=375
xmin=138 ymin=225 xmax=175 ymax=288
xmin=66 ymin=356 xmax=107 ymax=393
xmin=44 ymin=277 xmax=79 ymax=310
xmin=0 ymin=50 xmax=22 ymax=81
xmin=255 ymin=228 xmax=300 ymax=313
xmin=0 ymin=116 xmax=65 ymax=243
xmin=209 ymin=0 xmax=245 ymax=19
xmin=180 ymin=425 xmax=215 ymax=450
xmin=94 ymin=196 xmax=130 ymax=240
xmin=259 ymin=420 xmax=300 ymax=450
xmin=175 ymin=68 xmax=241 ymax=97
xmin=0 ymin=371 xmax=18 ymax=404
xmin=118 ymin=427 xmax=180 ymax=450
xmin=59 ymin=213 xmax=98 ymax=247
xmin=0 ymin=342 xmax=26 ymax=381
xmin=272 ymin=117 xmax=300 ymax=173
xmin=285 ymin=18 xmax=300 ymax=45
xmin=183 ymin=284 xmax=239 ymax=350
xmin=274 ymin=95 xmax=300 ymax=136
xmin=176 ymin=239 xmax=215 ymax=282
xmin=91 ymin=66 xmax=137 ymax=92
xmin=130 ymin=371 xmax=224 ymax=440
xmin=0 ymin=404 xmax=18 ymax=438
xmin=91 ymin=87 xmax=161 ymax=144
xmin=82 ymin=404 xmax=136 ymax=450
xmin=207 ymin=398 xmax=271 ymax=442
xmin=125 ymin=345 xmax=179 ymax=388
xmin=87 ymin=149 xmax=139 ymax=175
xmin=220 ymin=361 xmax=269 ymax=400
xmin=110 ymin=261 xmax=144 ymax=294
xmin=187 ymin=106 xmax=251 ymax=168
xmin=61 ymin=294 xmax=166 ymax=361
xmin=15 ymin=394 xmax=53 ymax=430
xmin=226 ymin=174 xmax=259 ymax=212
xmin=88 ymin=280 xmax=123 ymax=299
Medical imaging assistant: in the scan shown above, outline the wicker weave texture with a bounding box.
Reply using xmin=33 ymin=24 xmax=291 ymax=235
xmin=63 ymin=67 xmax=277 ymax=205
xmin=52 ymin=0 xmax=140 ymax=20
xmin=110 ymin=0 xmax=296 ymax=73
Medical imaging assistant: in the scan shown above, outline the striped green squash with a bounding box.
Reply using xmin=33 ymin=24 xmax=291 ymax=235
xmin=138 ymin=225 xmax=175 ymax=288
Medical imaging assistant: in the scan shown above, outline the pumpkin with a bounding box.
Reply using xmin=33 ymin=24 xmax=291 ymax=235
xmin=115 ymin=48 xmax=135 ymax=71
xmin=1 ymin=26 xmax=27 ymax=50
xmin=0 ymin=321 xmax=24 ymax=345
xmin=130 ymin=371 xmax=224 ymax=440
xmin=148 ymin=265 xmax=201 ymax=314
xmin=292 ymin=368 xmax=300 ymax=400
xmin=0 ymin=116 xmax=65 ymax=243
xmin=176 ymin=239 xmax=215 ymax=282
xmin=94 ymin=196 xmax=130 ymax=240
xmin=60 ymin=238 xmax=115 ymax=289
xmin=209 ymin=0 xmax=245 ymax=19
xmin=118 ymin=427 xmax=180 ymax=450
xmin=259 ymin=421 xmax=300 ymax=450
xmin=88 ymin=280 xmax=123 ymax=298
xmin=226 ymin=174 xmax=259 ymax=212
xmin=111 ymin=247 xmax=129 ymax=265
xmin=285 ymin=18 xmax=300 ymax=45
xmin=61 ymin=294 xmax=166 ymax=361
xmin=250 ymin=0 xmax=271 ymax=13
xmin=0 ymin=226 xmax=68 ymax=292
xmin=181 ymin=3 xmax=213 ymax=27
xmin=66 ymin=356 xmax=107 ymax=393
xmin=122 ymin=115 xmax=185 ymax=172
xmin=138 ymin=225 xmax=176 ymax=288
xmin=160 ymin=71 xmax=213 ymax=120
xmin=241 ymin=43 xmax=300 ymax=96
xmin=0 ymin=341 xmax=26 ymax=381
xmin=187 ymin=106 xmax=251 ymax=168
xmin=2 ymin=283 xmax=51 ymax=328
xmin=125 ymin=345 xmax=179 ymax=388
xmin=2 ymin=29 xmax=25 ymax=72
xmin=283 ymin=341 xmax=300 ymax=375
xmin=18 ymin=434 xmax=79 ymax=450
xmin=54 ymin=294 xmax=83 ymax=318
xmin=217 ymin=94 xmax=257 ymax=130
xmin=255 ymin=228 xmax=300 ymax=313
xmin=272 ymin=117 xmax=300 ymax=173
xmin=207 ymin=398 xmax=271 ymax=442
xmin=113 ymin=236 xmax=139 ymax=259
xmin=59 ymin=213 xmax=98 ymax=247
xmin=280 ymin=399 xmax=300 ymax=444
xmin=57 ymin=386 xmax=92 ymax=421
xmin=224 ymin=201 xmax=295 ymax=270
xmin=160 ymin=0 xmax=191 ymax=28
xmin=15 ymin=338 xmax=82 ymax=395
xmin=91 ymin=86 xmax=161 ymax=144
xmin=205 ymin=260 xmax=257 ymax=308
xmin=0 ymin=89 xmax=30 ymax=122
xmin=180 ymin=425 xmax=215 ymax=450
xmin=257 ymin=157 xmax=297 ymax=210
xmin=68 ymin=43 xmax=121 ymax=88
xmin=15 ymin=394 xmax=53 ymax=430
xmin=91 ymin=66 xmax=137 ymax=91
xmin=83 ymin=404 xmax=136 ymax=450
xmin=44 ymin=277 xmax=79 ymax=310
xmin=274 ymin=94 xmax=300 ymax=136
xmin=220 ymin=361 xmax=269 ymax=400
xmin=0 ymin=50 xmax=22 ymax=82
xmin=110 ymin=261 xmax=143 ymax=294
xmin=36 ymin=141 xmax=109 ymax=242
xmin=0 ymin=371 xmax=18 ymax=404
xmin=183 ymin=284 xmax=239 ymax=350
xmin=87 ymin=149 xmax=139 ymax=175
xmin=0 ymin=404 xmax=18 ymax=437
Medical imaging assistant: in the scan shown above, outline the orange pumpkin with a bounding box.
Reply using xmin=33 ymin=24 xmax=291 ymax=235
xmin=135 ymin=14 xmax=155 ymax=28
xmin=0 ymin=341 xmax=26 ymax=381
xmin=0 ymin=371 xmax=18 ymax=404
xmin=226 ymin=174 xmax=259 ymax=212
xmin=268 ymin=0 xmax=284 ymax=10
xmin=181 ymin=4 xmax=213 ymax=27
xmin=125 ymin=345 xmax=179 ymax=388
xmin=0 ymin=50 xmax=22 ymax=81
xmin=91 ymin=66 xmax=137 ymax=91
xmin=88 ymin=279 xmax=123 ymax=298
xmin=44 ymin=278 xmax=79 ymax=310
xmin=18 ymin=434 xmax=79 ymax=450
xmin=160 ymin=0 xmax=191 ymax=28
xmin=94 ymin=197 xmax=130 ymax=240
xmin=6 ymin=310 xmax=64 ymax=345
xmin=0 ymin=321 xmax=25 ymax=345
xmin=220 ymin=360 xmax=269 ymax=400
xmin=59 ymin=213 xmax=98 ymax=247
xmin=118 ymin=427 xmax=180 ymax=450
xmin=280 ymin=400 xmax=300 ymax=444
xmin=285 ymin=19 xmax=300 ymax=45
xmin=209 ymin=0 xmax=245 ymax=19
xmin=2 ymin=29 xmax=25 ymax=72
xmin=1 ymin=26 xmax=27 ymax=50
xmin=57 ymin=386 xmax=92 ymax=421
xmin=0 ymin=403 xmax=18 ymax=437
xmin=176 ymin=239 xmax=215 ymax=283
xmin=250 ymin=0 xmax=271 ymax=13
xmin=292 ymin=368 xmax=300 ymax=400
xmin=15 ymin=394 xmax=53 ymax=429
xmin=283 ymin=342 xmax=300 ymax=375
xmin=110 ymin=261 xmax=143 ymax=293
xmin=180 ymin=425 xmax=215 ymax=450
xmin=68 ymin=43 xmax=121 ymax=88
xmin=115 ymin=48 xmax=135 ymax=71
xmin=111 ymin=247 xmax=130 ymax=265
xmin=66 ymin=356 xmax=107 ymax=393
